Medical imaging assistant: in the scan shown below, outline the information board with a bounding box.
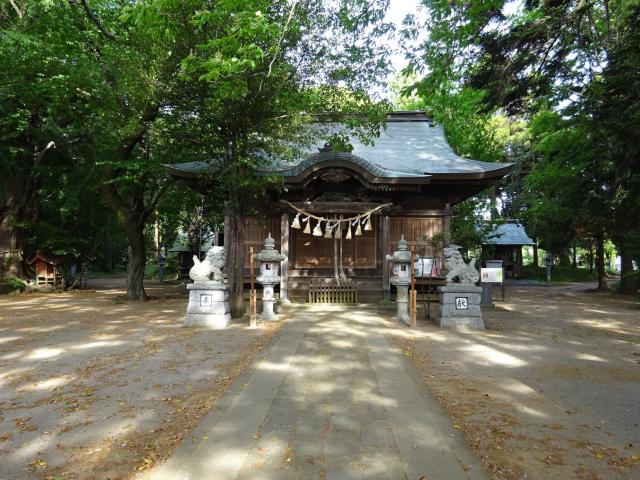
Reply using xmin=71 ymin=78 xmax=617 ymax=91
xmin=480 ymin=267 xmax=503 ymax=284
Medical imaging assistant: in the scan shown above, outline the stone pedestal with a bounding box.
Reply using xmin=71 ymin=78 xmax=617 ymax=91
xmin=394 ymin=283 xmax=410 ymax=325
xmin=259 ymin=281 xmax=278 ymax=321
xmin=480 ymin=283 xmax=494 ymax=308
xmin=438 ymin=284 xmax=484 ymax=329
xmin=185 ymin=283 xmax=231 ymax=328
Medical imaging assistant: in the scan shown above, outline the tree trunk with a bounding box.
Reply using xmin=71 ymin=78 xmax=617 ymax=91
xmin=595 ymin=234 xmax=608 ymax=290
xmin=125 ymin=222 xmax=147 ymax=300
xmin=0 ymin=158 xmax=40 ymax=279
xmin=532 ymin=242 xmax=539 ymax=267
xmin=558 ymin=249 xmax=571 ymax=267
xmin=490 ymin=187 xmax=500 ymax=219
xmin=0 ymin=210 xmax=23 ymax=279
xmin=153 ymin=211 xmax=160 ymax=258
xmin=588 ymin=239 xmax=594 ymax=273
xmin=618 ymin=241 xmax=637 ymax=294
xmin=572 ymin=242 xmax=577 ymax=268
xmin=225 ymin=211 xmax=245 ymax=318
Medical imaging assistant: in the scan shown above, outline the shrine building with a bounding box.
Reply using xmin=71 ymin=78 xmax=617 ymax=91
xmin=165 ymin=111 xmax=512 ymax=302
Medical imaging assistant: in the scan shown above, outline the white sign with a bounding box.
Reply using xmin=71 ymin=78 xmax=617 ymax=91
xmin=414 ymin=258 xmax=436 ymax=277
xmin=200 ymin=294 xmax=212 ymax=307
xmin=481 ymin=268 xmax=503 ymax=283
xmin=455 ymin=297 xmax=468 ymax=310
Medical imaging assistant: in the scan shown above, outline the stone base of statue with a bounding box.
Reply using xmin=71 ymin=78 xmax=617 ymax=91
xmin=438 ymin=284 xmax=484 ymax=329
xmin=185 ymin=282 xmax=231 ymax=328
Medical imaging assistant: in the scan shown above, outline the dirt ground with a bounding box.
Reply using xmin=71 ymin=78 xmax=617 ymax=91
xmin=0 ymin=279 xmax=281 ymax=480
xmin=392 ymin=283 xmax=640 ymax=480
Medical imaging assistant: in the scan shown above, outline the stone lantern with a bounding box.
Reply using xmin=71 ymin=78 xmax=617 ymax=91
xmin=254 ymin=233 xmax=286 ymax=321
xmin=386 ymin=235 xmax=419 ymax=325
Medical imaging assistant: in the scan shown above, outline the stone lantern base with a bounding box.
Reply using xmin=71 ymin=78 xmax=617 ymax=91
xmin=391 ymin=278 xmax=411 ymax=326
xmin=258 ymin=281 xmax=279 ymax=321
xmin=438 ymin=284 xmax=484 ymax=329
xmin=185 ymin=283 xmax=231 ymax=328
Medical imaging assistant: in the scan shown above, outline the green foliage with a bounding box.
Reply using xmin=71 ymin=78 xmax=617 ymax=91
xmin=1 ymin=0 xmax=394 ymax=297
xmin=6 ymin=277 xmax=26 ymax=291
xmin=520 ymin=266 xmax=597 ymax=283
xmin=401 ymin=0 xmax=640 ymax=290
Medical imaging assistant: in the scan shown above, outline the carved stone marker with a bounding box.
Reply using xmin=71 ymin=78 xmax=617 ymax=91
xmin=185 ymin=246 xmax=231 ymax=328
xmin=438 ymin=244 xmax=484 ymax=329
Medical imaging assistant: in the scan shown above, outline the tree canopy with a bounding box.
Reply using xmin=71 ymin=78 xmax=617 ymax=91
xmin=399 ymin=0 xmax=639 ymax=291
xmin=1 ymin=0 xmax=393 ymax=304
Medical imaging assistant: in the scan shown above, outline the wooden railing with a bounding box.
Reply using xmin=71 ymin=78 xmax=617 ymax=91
xmin=308 ymin=278 xmax=357 ymax=304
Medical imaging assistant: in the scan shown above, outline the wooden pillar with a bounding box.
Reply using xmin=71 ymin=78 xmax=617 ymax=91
xmin=382 ymin=215 xmax=390 ymax=301
xmin=443 ymin=202 xmax=452 ymax=244
xmin=409 ymin=248 xmax=417 ymax=328
xmin=249 ymin=247 xmax=257 ymax=327
xmin=223 ymin=214 xmax=230 ymax=272
xmin=280 ymin=214 xmax=289 ymax=302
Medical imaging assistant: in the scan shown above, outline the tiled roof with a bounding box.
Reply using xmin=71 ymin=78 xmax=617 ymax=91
xmin=484 ymin=221 xmax=535 ymax=246
xmin=164 ymin=112 xmax=512 ymax=181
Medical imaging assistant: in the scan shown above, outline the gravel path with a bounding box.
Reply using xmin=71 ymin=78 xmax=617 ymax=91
xmin=394 ymin=283 xmax=640 ymax=480
xmin=0 ymin=282 xmax=280 ymax=479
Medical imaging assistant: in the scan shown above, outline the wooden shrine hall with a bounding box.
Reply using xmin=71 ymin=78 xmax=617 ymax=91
xmin=166 ymin=111 xmax=512 ymax=302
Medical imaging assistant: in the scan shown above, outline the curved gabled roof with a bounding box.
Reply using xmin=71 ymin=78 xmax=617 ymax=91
xmin=277 ymin=119 xmax=511 ymax=179
xmin=164 ymin=112 xmax=513 ymax=184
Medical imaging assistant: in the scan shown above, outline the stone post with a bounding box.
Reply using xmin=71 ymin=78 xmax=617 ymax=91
xmin=261 ymin=283 xmax=277 ymax=320
xmin=394 ymin=281 xmax=410 ymax=324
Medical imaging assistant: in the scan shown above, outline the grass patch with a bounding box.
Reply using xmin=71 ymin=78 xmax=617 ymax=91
xmin=521 ymin=265 xmax=597 ymax=283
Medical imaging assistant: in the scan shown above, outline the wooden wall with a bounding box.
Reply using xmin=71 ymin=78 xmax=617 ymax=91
xmin=390 ymin=216 xmax=443 ymax=256
xmin=244 ymin=216 xmax=281 ymax=267
xmin=292 ymin=221 xmax=377 ymax=269
xmin=243 ymin=214 xmax=444 ymax=270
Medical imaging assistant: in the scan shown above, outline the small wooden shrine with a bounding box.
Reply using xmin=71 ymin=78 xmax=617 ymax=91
xmin=482 ymin=220 xmax=535 ymax=278
xmin=166 ymin=111 xmax=512 ymax=302
xmin=168 ymin=231 xmax=222 ymax=278
xmin=28 ymin=251 xmax=69 ymax=288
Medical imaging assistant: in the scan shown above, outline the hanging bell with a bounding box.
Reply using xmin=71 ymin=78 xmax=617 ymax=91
xmin=355 ymin=220 xmax=362 ymax=236
xmin=303 ymin=218 xmax=311 ymax=234
xmin=291 ymin=213 xmax=301 ymax=229
xmin=364 ymin=215 xmax=372 ymax=231
xmin=312 ymin=220 xmax=323 ymax=237
xmin=345 ymin=225 xmax=352 ymax=240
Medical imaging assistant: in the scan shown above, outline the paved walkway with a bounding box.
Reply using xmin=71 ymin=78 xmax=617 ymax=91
xmin=150 ymin=305 xmax=489 ymax=480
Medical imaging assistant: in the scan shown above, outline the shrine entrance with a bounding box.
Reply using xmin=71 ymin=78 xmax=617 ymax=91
xmin=167 ymin=110 xmax=513 ymax=304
